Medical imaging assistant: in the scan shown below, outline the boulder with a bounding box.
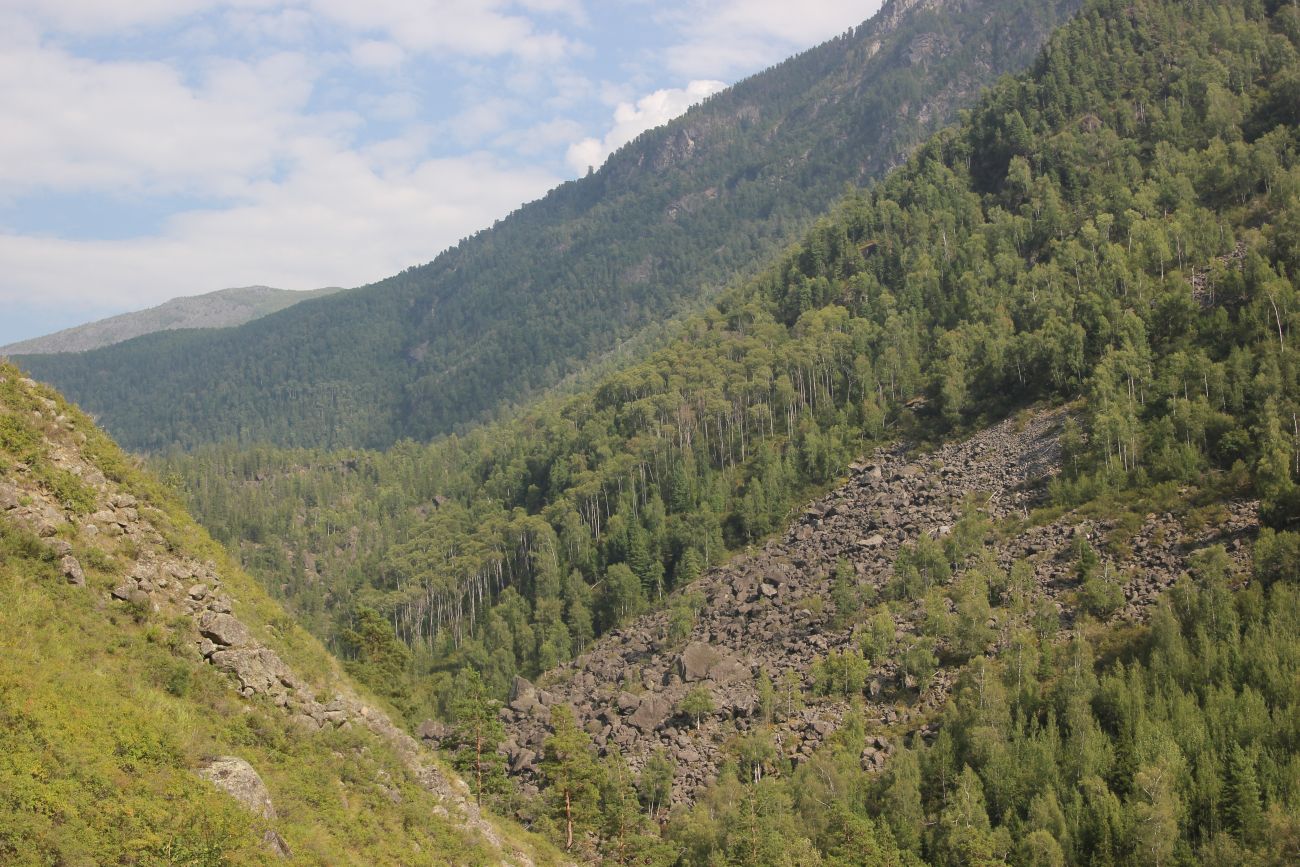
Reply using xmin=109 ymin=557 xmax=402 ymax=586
xmin=677 ymin=642 xmax=719 ymax=682
xmin=417 ymin=719 xmax=450 ymax=743
xmin=45 ymin=538 xmax=72 ymax=557
xmin=627 ymin=695 xmax=671 ymax=733
xmin=198 ymin=611 xmax=252 ymax=649
xmin=508 ymin=676 xmax=541 ymax=713
xmin=198 ymin=756 xmax=276 ymax=820
xmin=111 ymin=584 xmax=153 ymax=609
xmin=209 ymin=647 xmax=293 ymax=696
xmin=60 ymin=555 xmax=85 ymax=586
xmin=198 ymin=756 xmax=292 ymax=859
xmin=509 ymin=748 xmax=537 ymax=774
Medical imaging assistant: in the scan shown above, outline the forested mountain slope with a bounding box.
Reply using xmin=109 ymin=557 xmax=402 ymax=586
xmin=15 ymin=0 xmax=1080 ymax=452
xmin=152 ymin=0 xmax=1300 ymax=861
xmin=0 ymin=364 xmax=560 ymax=865
xmin=0 ymin=285 xmax=342 ymax=356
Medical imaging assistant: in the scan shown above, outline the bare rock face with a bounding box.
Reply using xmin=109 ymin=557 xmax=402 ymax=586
xmin=677 ymin=642 xmax=749 ymax=684
xmin=627 ymin=694 xmax=673 ymax=733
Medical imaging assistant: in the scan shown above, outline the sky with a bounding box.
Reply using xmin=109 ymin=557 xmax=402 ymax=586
xmin=0 ymin=0 xmax=883 ymax=346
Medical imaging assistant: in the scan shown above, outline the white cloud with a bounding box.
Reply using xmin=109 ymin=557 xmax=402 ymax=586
xmin=0 ymin=149 xmax=560 ymax=311
xmin=350 ymin=39 xmax=405 ymax=70
xmin=6 ymin=0 xmax=579 ymax=61
xmin=306 ymin=0 xmax=576 ymax=60
xmin=0 ymin=42 xmax=332 ymax=199
xmin=664 ymin=0 xmax=882 ymax=79
xmin=565 ymin=79 xmax=725 ymax=173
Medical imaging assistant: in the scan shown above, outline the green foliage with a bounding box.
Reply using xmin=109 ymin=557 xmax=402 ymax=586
xmin=158 ymin=0 xmax=1300 ymax=729
xmin=811 ymin=647 xmax=871 ymax=698
xmin=16 ymin=0 xmax=1078 ymax=454
xmin=450 ymin=668 xmax=507 ymax=806
xmin=678 ymin=685 xmax=715 ymax=730
xmin=47 ymin=0 xmax=1300 ymax=860
xmin=541 ymin=705 xmax=602 ymax=852
xmin=0 ymin=506 xmax=533 ymax=866
xmin=638 ymin=750 xmax=675 ymax=820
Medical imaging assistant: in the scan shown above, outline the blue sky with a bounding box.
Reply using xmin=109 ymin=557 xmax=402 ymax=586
xmin=0 ymin=0 xmax=882 ymax=346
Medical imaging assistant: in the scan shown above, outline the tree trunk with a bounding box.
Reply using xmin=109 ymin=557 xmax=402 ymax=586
xmin=565 ymin=789 xmax=574 ymax=850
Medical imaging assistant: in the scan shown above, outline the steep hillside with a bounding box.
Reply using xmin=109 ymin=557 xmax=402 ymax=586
xmin=16 ymin=0 xmax=1080 ymax=452
xmin=159 ymin=0 xmax=1300 ymax=719
xmin=0 ymin=364 xmax=560 ymax=865
xmin=149 ymin=0 xmax=1300 ymax=861
xmin=0 ymin=285 xmax=342 ymax=355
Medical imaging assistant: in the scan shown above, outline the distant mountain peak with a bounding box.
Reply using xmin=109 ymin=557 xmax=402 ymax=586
xmin=2 ymin=284 xmax=343 ymax=355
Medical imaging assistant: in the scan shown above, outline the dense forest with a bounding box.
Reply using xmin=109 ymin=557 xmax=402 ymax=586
xmin=149 ymin=0 xmax=1300 ymax=860
xmin=16 ymin=0 xmax=1080 ymax=452
xmin=163 ymin=0 xmax=1300 ymax=706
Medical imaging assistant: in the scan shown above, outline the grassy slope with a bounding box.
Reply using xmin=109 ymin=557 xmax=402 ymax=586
xmin=0 ymin=363 xmax=561 ymax=866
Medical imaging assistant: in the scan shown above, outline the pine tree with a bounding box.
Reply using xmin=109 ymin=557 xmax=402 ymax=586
xmin=449 ymin=668 xmax=507 ymax=807
xmin=542 ymin=705 xmax=603 ymax=851
xmin=1225 ymin=744 xmax=1264 ymax=845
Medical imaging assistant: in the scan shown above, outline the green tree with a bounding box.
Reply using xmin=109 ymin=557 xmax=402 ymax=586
xmin=542 ymin=705 xmax=603 ymax=851
xmin=639 ymin=750 xmax=675 ymax=821
xmin=679 ymin=685 xmax=715 ymax=730
xmin=449 ymin=668 xmax=507 ymax=806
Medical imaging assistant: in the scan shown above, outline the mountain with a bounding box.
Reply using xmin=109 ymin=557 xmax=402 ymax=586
xmin=0 ymin=285 xmax=343 ymax=356
xmin=152 ymin=0 xmax=1300 ymax=860
xmin=0 ymin=363 xmax=559 ymax=865
xmin=15 ymin=0 xmax=1082 ymax=452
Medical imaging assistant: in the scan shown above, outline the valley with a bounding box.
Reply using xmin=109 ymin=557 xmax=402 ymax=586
xmin=3 ymin=0 xmax=1300 ymax=862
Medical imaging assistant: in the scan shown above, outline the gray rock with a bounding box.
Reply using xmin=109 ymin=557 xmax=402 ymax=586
xmin=627 ymin=695 xmax=671 ymax=733
xmin=677 ymin=642 xmax=721 ymax=682
xmin=417 ymin=719 xmax=450 ymax=742
xmin=508 ymin=675 xmax=541 ymax=713
xmin=60 ymin=555 xmax=85 ymax=586
xmin=198 ymin=611 xmax=252 ymax=648
xmin=509 ymin=748 xmax=537 ymax=774
xmin=263 ymin=829 xmax=292 ymax=859
xmin=110 ymin=584 xmax=153 ymax=609
xmin=45 ymin=538 xmax=73 ymax=557
xmin=209 ymin=647 xmax=292 ymax=695
xmin=198 ymin=756 xmax=276 ymax=820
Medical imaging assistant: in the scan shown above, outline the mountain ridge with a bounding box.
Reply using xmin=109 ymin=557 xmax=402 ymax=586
xmin=16 ymin=0 xmax=1082 ymax=452
xmin=2 ymin=285 xmax=343 ymax=356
